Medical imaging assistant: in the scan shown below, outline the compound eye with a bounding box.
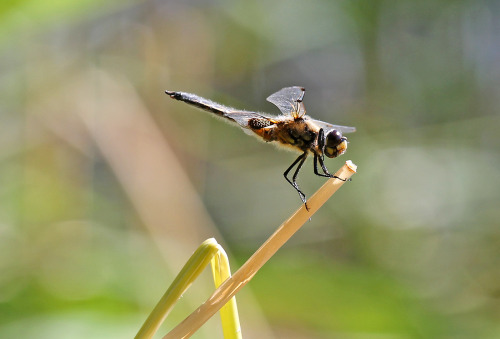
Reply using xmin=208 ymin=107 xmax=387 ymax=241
xmin=326 ymin=130 xmax=343 ymax=147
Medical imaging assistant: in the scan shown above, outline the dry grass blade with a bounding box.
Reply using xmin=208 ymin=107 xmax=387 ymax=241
xmin=163 ymin=160 xmax=357 ymax=339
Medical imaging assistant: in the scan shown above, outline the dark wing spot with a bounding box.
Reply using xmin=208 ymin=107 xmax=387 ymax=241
xmin=248 ymin=118 xmax=274 ymax=129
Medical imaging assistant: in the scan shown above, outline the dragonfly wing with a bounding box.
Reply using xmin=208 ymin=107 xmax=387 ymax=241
xmin=310 ymin=118 xmax=356 ymax=134
xmin=223 ymin=111 xmax=277 ymax=131
xmin=266 ymin=86 xmax=305 ymax=116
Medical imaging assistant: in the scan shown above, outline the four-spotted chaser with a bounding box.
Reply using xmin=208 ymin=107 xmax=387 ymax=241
xmin=165 ymin=86 xmax=355 ymax=208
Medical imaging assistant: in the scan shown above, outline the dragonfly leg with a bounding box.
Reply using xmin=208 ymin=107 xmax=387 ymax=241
xmin=313 ymin=152 xmax=349 ymax=182
xmin=284 ymin=152 xmax=309 ymax=210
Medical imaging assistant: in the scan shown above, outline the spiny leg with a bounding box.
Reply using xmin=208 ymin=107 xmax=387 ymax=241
xmin=313 ymin=152 xmax=349 ymax=182
xmin=313 ymin=153 xmax=330 ymax=178
xmin=284 ymin=152 xmax=309 ymax=209
xmin=292 ymin=154 xmax=309 ymax=209
xmin=317 ymin=128 xmax=325 ymax=152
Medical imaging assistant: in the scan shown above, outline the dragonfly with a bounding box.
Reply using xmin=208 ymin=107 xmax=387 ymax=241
xmin=165 ymin=86 xmax=355 ymax=209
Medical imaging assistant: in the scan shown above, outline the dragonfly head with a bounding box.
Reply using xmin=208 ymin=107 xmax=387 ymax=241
xmin=323 ymin=129 xmax=348 ymax=158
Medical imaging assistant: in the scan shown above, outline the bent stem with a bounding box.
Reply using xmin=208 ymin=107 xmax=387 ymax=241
xmin=210 ymin=245 xmax=241 ymax=339
xmin=135 ymin=238 xmax=241 ymax=339
xmin=164 ymin=160 xmax=357 ymax=339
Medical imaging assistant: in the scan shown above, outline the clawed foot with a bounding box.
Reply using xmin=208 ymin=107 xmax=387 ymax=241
xmin=330 ymin=175 xmax=351 ymax=182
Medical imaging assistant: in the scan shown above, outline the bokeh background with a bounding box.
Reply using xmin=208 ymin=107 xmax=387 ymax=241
xmin=1 ymin=0 xmax=499 ymax=338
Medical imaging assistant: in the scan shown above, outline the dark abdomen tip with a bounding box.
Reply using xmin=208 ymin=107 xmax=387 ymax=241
xmin=165 ymin=90 xmax=182 ymax=100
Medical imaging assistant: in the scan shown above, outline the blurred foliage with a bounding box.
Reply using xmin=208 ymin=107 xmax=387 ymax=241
xmin=0 ymin=0 xmax=499 ymax=338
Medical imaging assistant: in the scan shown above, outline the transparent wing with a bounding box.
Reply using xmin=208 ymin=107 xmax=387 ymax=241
xmin=309 ymin=118 xmax=356 ymax=134
xmin=223 ymin=111 xmax=275 ymax=129
xmin=266 ymin=86 xmax=306 ymax=116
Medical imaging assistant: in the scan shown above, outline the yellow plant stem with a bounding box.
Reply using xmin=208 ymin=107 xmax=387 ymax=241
xmin=135 ymin=238 xmax=240 ymax=339
xmin=210 ymin=244 xmax=242 ymax=339
xmin=164 ymin=160 xmax=357 ymax=339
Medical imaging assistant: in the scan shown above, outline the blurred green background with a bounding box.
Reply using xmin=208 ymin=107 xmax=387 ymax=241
xmin=1 ymin=0 xmax=499 ymax=338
